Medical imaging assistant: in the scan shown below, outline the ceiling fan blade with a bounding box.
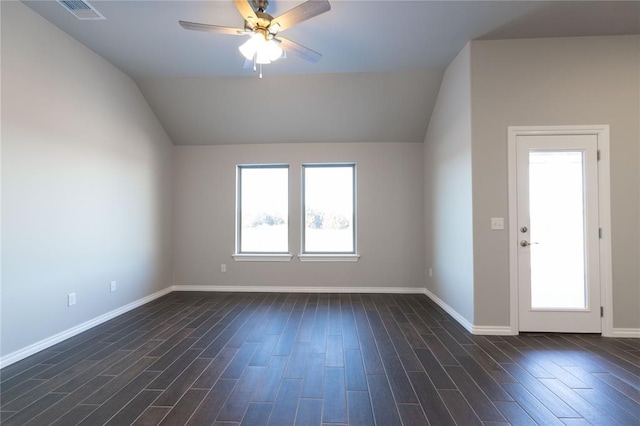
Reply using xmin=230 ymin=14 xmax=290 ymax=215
xmin=276 ymin=36 xmax=322 ymax=63
xmin=179 ymin=20 xmax=246 ymax=36
xmin=233 ymin=0 xmax=258 ymax=27
xmin=270 ymin=0 xmax=331 ymax=32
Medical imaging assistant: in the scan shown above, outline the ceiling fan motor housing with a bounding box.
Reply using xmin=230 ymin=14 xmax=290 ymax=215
xmin=252 ymin=0 xmax=269 ymax=12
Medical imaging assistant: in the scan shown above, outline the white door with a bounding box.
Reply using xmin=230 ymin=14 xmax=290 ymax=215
xmin=515 ymin=133 xmax=601 ymax=333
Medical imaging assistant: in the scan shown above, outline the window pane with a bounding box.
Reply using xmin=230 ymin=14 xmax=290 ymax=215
xmin=239 ymin=166 xmax=288 ymax=253
xmin=529 ymin=151 xmax=586 ymax=309
xmin=304 ymin=165 xmax=355 ymax=253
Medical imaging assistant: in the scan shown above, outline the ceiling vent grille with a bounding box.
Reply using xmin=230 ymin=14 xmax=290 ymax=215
xmin=57 ymin=0 xmax=105 ymax=20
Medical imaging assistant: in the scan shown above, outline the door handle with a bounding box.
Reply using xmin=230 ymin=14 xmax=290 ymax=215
xmin=520 ymin=240 xmax=539 ymax=247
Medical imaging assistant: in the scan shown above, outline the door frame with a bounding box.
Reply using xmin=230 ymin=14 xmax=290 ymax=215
xmin=507 ymin=125 xmax=613 ymax=336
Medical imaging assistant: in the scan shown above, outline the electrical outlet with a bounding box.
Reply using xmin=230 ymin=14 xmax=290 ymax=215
xmin=221 ymin=264 xmax=227 ymax=273
xmin=491 ymin=217 xmax=504 ymax=230
xmin=68 ymin=292 xmax=76 ymax=306
xmin=110 ymin=281 xmax=117 ymax=292
xmin=429 ymin=268 xmax=433 ymax=277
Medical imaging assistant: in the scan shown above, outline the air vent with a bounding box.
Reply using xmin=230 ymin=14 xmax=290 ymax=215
xmin=57 ymin=0 xmax=105 ymax=20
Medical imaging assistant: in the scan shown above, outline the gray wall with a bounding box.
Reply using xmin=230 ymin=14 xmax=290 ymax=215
xmin=135 ymin=70 xmax=444 ymax=145
xmin=470 ymin=36 xmax=640 ymax=328
xmin=423 ymin=44 xmax=475 ymax=323
xmin=1 ymin=2 xmax=174 ymax=357
xmin=173 ymin=143 xmax=425 ymax=290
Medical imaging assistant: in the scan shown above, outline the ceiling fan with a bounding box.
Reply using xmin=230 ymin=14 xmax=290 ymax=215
xmin=179 ymin=0 xmax=331 ymax=77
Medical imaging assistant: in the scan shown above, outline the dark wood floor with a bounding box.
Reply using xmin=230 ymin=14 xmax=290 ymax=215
xmin=1 ymin=292 xmax=639 ymax=425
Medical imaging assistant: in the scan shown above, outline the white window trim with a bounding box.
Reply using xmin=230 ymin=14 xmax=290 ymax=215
xmin=298 ymin=254 xmax=360 ymax=262
xmin=233 ymin=253 xmax=293 ymax=262
xmin=236 ymin=163 xmax=290 ymax=256
xmin=301 ymin=162 xmax=358 ymax=256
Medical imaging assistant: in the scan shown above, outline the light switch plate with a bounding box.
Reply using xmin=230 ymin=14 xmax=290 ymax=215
xmin=491 ymin=217 xmax=504 ymax=230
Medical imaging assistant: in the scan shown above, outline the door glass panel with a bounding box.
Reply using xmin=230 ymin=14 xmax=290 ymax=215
xmin=529 ymin=151 xmax=587 ymax=309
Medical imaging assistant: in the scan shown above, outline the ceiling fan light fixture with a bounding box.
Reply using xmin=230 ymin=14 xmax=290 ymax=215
xmin=239 ymin=31 xmax=283 ymax=64
xmin=238 ymin=33 xmax=262 ymax=60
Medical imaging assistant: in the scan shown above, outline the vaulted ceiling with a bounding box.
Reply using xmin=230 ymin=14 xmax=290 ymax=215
xmin=24 ymin=1 xmax=640 ymax=145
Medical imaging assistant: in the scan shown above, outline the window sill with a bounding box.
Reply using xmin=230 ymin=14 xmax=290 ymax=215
xmin=298 ymin=254 xmax=360 ymax=262
xmin=232 ymin=254 xmax=293 ymax=262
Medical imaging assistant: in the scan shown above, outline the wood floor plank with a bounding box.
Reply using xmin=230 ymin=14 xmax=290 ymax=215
xmin=105 ymin=389 xmax=161 ymax=425
xmin=217 ymin=366 xmax=265 ymax=422
xmin=242 ymin=402 xmax=273 ymax=425
xmin=340 ymin=295 xmax=360 ymax=351
xmin=1 ymin=392 xmax=67 ymax=425
xmin=396 ymin=403 xmax=428 ymax=426
xmin=420 ymin=332 xmax=459 ymax=366
xmin=51 ymin=404 xmax=98 ymax=426
xmin=456 ymin=354 xmax=513 ymax=402
xmin=193 ymin=349 xmax=234 ymax=383
xmin=367 ymin=374 xmax=402 ymax=426
xmin=500 ymin=362 xmax=581 ymax=418
xmin=152 ymin=357 xmax=211 ymax=406
xmin=253 ymin=356 xmax=288 ymax=402
xmin=407 ymin=371 xmax=456 ymax=425
xmin=414 ymin=348 xmax=456 ymax=389
xmin=131 ymin=406 xmax=171 ymax=425
xmin=565 ymin=365 xmax=640 ymax=418
xmin=148 ymin=348 xmax=202 ymax=389
xmin=322 ymin=367 xmax=347 ymax=424
xmin=82 ymin=357 xmax=157 ymax=405
xmin=267 ymin=378 xmax=302 ymax=426
xmin=381 ymin=356 xmax=418 ymax=403
xmin=539 ymin=378 xmax=620 ymax=426
xmin=444 ymin=365 xmax=507 ymax=422
xmin=295 ymin=398 xmax=322 ymax=426
xmin=325 ymin=334 xmax=344 ymax=367
xmin=359 ymin=337 xmax=385 ymax=375
xmin=438 ymin=389 xmax=483 ymax=425
xmin=24 ymin=375 xmax=112 ymax=425
xmin=347 ymin=391 xmax=374 ymax=425
xmin=301 ymin=352 xmax=325 ymax=399
xmin=78 ymin=371 xmax=159 ymax=425
xmin=284 ymin=342 xmax=309 ymax=378
xmin=502 ymin=382 xmax=565 ymax=425
xmin=221 ymin=342 xmax=259 ymax=380
xmin=344 ymin=349 xmax=367 ymax=391
xmin=494 ymin=401 xmax=537 ymax=425
xmin=159 ymin=389 xmax=207 ymax=425
xmin=186 ymin=378 xmax=236 ymax=425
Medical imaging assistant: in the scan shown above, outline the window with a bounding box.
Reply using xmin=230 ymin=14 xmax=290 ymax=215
xmin=236 ymin=164 xmax=289 ymax=255
xmin=302 ymin=163 xmax=356 ymax=255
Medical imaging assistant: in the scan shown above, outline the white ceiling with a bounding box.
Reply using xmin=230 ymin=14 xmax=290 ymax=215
xmin=24 ymin=1 xmax=640 ymax=144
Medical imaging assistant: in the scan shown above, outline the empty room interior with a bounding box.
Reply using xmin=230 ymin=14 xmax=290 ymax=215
xmin=2 ymin=0 xmax=640 ymax=425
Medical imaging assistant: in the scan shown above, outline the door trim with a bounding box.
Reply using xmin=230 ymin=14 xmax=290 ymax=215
xmin=508 ymin=125 xmax=613 ymax=336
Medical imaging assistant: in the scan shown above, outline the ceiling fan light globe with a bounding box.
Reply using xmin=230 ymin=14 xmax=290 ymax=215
xmin=255 ymin=50 xmax=272 ymax=64
xmin=238 ymin=36 xmax=258 ymax=60
xmin=265 ymin=40 xmax=283 ymax=61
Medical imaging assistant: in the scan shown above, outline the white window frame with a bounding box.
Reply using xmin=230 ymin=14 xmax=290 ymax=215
xmin=299 ymin=163 xmax=359 ymax=262
xmin=233 ymin=164 xmax=292 ymax=262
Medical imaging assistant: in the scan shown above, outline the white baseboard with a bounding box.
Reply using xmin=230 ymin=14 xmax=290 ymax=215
xmin=422 ymin=288 xmax=515 ymax=336
xmin=471 ymin=325 xmax=514 ymax=336
xmin=171 ymin=285 xmax=426 ymax=294
xmin=422 ymin=288 xmax=475 ymax=333
xmin=611 ymin=328 xmax=640 ymax=338
xmin=0 ymin=287 xmax=173 ymax=369
xmin=7 ymin=285 xmax=633 ymax=369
